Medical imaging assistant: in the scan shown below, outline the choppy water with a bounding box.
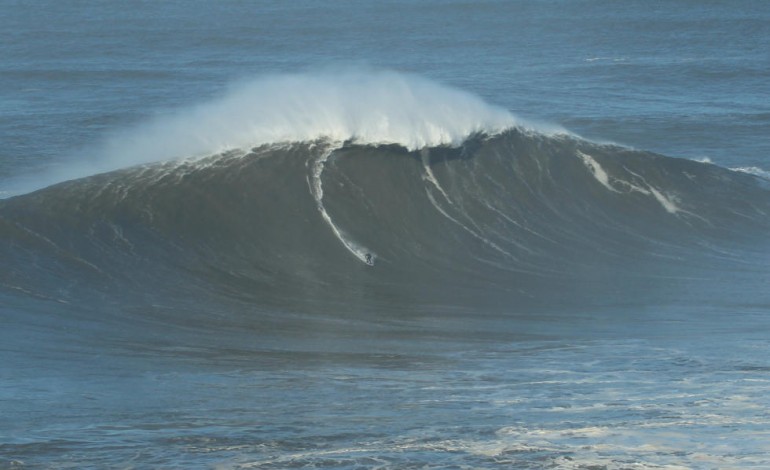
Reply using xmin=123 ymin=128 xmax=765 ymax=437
xmin=2 ymin=2 xmax=770 ymax=469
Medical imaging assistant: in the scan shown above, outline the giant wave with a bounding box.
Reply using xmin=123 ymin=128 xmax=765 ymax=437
xmin=1 ymin=72 xmax=769 ymax=342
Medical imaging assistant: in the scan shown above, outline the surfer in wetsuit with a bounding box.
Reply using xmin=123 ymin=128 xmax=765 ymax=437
xmin=365 ymin=253 xmax=373 ymax=265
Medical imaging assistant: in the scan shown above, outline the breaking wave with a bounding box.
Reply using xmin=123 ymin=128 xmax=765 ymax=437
xmin=14 ymin=70 xmax=562 ymax=194
xmin=1 ymin=72 xmax=769 ymax=337
xmin=3 ymin=133 xmax=769 ymax=316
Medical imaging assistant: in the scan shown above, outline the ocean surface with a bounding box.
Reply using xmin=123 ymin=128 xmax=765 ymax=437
xmin=2 ymin=1 xmax=770 ymax=468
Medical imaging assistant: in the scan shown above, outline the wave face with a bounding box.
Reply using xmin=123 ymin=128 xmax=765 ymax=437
xmin=2 ymin=128 xmax=769 ymax=331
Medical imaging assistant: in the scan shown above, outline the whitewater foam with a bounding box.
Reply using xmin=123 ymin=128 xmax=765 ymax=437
xmin=732 ymin=166 xmax=770 ymax=180
xmin=6 ymin=70 xmax=566 ymax=197
xmin=98 ymin=70 xmax=528 ymax=166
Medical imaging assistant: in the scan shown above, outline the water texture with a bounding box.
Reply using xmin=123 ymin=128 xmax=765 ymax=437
xmin=2 ymin=2 xmax=770 ymax=468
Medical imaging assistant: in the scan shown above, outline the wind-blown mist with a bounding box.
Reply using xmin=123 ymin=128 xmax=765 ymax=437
xmin=5 ymin=70 xmax=548 ymax=196
xmin=8 ymin=70 xmax=554 ymax=196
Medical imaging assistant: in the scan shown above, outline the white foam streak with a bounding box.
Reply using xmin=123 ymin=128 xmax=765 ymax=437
xmin=732 ymin=166 xmax=770 ymax=180
xmin=577 ymin=150 xmax=692 ymax=216
xmin=577 ymin=150 xmax=618 ymax=192
xmin=307 ymin=144 xmax=374 ymax=265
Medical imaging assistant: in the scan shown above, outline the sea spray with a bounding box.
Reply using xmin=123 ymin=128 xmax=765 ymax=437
xmin=8 ymin=70 xmax=562 ymax=197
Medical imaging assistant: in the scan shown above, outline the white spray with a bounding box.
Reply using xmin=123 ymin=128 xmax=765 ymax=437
xmin=96 ymin=70 xmax=524 ymax=173
xmin=10 ymin=69 xmax=567 ymax=195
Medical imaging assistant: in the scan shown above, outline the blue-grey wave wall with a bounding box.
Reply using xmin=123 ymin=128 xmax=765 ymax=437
xmin=1 ymin=129 xmax=768 ymax=338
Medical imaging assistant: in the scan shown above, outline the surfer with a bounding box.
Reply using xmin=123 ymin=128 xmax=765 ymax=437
xmin=365 ymin=253 xmax=374 ymax=265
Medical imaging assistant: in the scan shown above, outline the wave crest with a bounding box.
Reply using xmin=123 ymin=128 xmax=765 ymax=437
xmin=5 ymin=70 xmax=565 ymax=197
xmin=100 ymin=69 xmax=543 ymax=166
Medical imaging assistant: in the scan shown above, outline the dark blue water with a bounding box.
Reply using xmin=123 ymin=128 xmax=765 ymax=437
xmin=2 ymin=2 xmax=770 ymax=468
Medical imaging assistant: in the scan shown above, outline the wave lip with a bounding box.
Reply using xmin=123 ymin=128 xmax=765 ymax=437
xmin=5 ymin=70 xmax=567 ymax=197
xmin=99 ymin=70 xmax=531 ymax=166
